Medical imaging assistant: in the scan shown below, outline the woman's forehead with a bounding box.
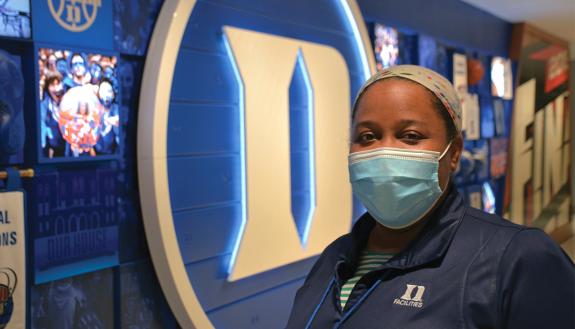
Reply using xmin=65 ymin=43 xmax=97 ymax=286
xmin=356 ymin=79 xmax=434 ymax=113
xmin=353 ymin=80 xmax=445 ymax=128
xmin=353 ymin=65 xmax=461 ymax=132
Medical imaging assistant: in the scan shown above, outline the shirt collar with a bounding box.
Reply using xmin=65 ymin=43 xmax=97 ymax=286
xmin=336 ymin=184 xmax=466 ymax=274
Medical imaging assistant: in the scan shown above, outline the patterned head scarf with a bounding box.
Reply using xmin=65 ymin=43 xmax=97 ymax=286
xmin=353 ymin=65 xmax=462 ymax=133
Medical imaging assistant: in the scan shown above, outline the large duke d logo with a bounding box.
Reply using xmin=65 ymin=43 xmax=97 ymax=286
xmin=224 ymin=27 xmax=352 ymax=281
xmin=137 ymin=0 xmax=374 ymax=327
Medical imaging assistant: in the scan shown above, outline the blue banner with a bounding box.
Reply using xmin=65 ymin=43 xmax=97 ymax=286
xmin=32 ymin=0 xmax=113 ymax=51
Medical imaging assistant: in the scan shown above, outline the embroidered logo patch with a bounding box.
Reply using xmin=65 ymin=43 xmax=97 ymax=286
xmin=393 ymin=284 xmax=425 ymax=308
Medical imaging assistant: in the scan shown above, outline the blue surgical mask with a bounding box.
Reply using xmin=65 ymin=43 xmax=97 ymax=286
xmin=349 ymin=143 xmax=451 ymax=229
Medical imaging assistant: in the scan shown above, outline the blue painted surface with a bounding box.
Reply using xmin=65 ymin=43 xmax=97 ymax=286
xmin=168 ymin=155 xmax=241 ymax=211
xmin=185 ymin=256 xmax=315 ymax=312
xmin=180 ymin=1 xmax=364 ymax=77
xmin=32 ymin=0 xmax=114 ymax=51
xmin=168 ymin=104 xmax=240 ymax=156
xmin=208 ymin=278 xmax=305 ymax=328
xmin=173 ymin=203 xmax=242 ymax=264
xmin=358 ymin=0 xmax=512 ymax=56
xmin=170 ymin=50 xmax=239 ymax=103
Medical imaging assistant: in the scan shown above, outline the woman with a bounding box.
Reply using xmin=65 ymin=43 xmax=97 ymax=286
xmin=286 ymin=65 xmax=574 ymax=329
xmin=41 ymin=71 xmax=65 ymax=158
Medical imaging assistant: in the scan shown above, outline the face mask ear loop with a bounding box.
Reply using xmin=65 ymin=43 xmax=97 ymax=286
xmin=437 ymin=140 xmax=454 ymax=192
xmin=438 ymin=140 xmax=453 ymax=161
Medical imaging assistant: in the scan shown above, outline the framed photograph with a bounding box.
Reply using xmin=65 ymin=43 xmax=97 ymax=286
xmin=36 ymin=46 xmax=121 ymax=162
xmin=373 ymin=23 xmax=399 ymax=70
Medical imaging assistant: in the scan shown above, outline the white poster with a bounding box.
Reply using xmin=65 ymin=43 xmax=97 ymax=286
xmin=462 ymin=93 xmax=480 ymax=140
xmin=0 ymin=191 xmax=25 ymax=329
xmin=452 ymin=53 xmax=468 ymax=101
xmin=491 ymin=57 xmax=514 ymax=100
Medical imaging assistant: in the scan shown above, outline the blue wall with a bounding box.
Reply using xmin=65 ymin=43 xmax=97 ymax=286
xmin=0 ymin=0 xmax=514 ymax=328
xmin=358 ymin=0 xmax=512 ymax=56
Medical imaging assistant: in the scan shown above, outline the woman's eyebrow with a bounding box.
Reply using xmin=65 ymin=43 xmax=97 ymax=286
xmin=396 ymin=119 xmax=421 ymax=127
xmin=354 ymin=120 xmax=379 ymax=129
xmin=353 ymin=119 xmax=424 ymax=129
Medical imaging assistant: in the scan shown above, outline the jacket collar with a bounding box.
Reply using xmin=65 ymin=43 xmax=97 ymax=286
xmin=335 ymin=184 xmax=466 ymax=278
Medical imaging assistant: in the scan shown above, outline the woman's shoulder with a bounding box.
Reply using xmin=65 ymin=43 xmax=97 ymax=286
xmin=458 ymin=205 xmax=572 ymax=264
xmin=462 ymin=205 xmax=523 ymax=230
xmin=496 ymin=224 xmax=574 ymax=328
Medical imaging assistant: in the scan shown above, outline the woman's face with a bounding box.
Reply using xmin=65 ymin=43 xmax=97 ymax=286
xmin=350 ymin=78 xmax=461 ymax=189
xmin=48 ymin=78 xmax=63 ymax=102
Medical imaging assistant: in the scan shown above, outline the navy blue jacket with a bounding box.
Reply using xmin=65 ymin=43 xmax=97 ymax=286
xmin=286 ymin=186 xmax=574 ymax=329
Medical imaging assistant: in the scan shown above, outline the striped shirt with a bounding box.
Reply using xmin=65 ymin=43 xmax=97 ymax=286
xmin=340 ymin=251 xmax=394 ymax=309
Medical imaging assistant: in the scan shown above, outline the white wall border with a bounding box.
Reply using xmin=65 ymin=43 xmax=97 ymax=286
xmin=339 ymin=0 xmax=376 ymax=79
xmin=137 ymin=0 xmax=213 ymax=328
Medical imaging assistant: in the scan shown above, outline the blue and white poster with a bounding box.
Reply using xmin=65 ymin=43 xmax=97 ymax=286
xmin=0 ymin=190 xmax=26 ymax=329
xmin=32 ymin=0 xmax=113 ymax=50
xmin=33 ymin=169 xmax=119 ymax=284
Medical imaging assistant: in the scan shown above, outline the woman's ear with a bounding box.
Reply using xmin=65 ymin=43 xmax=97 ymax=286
xmin=450 ymin=134 xmax=463 ymax=172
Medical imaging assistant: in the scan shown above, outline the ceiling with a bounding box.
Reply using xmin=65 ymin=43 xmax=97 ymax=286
xmin=461 ymin=0 xmax=575 ymax=59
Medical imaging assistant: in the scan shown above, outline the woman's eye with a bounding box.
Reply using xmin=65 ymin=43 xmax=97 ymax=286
xmin=357 ymin=132 xmax=376 ymax=143
xmin=401 ymin=132 xmax=423 ymax=143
